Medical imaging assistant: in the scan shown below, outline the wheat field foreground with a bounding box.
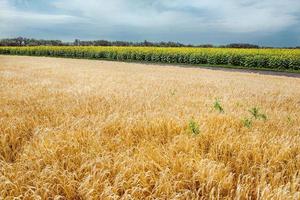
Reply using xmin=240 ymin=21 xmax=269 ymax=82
xmin=0 ymin=55 xmax=299 ymax=199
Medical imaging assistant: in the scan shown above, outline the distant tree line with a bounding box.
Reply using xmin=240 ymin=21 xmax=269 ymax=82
xmin=73 ymin=39 xmax=197 ymax=47
xmin=0 ymin=37 xmax=299 ymax=49
xmin=219 ymin=43 xmax=260 ymax=49
xmin=0 ymin=37 xmax=214 ymax=47
xmin=0 ymin=37 xmax=64 ymax=46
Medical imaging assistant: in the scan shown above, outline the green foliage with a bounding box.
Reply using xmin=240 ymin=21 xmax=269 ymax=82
xmin=188 ymin=119 xmax=200 ymax=135
xmin=242 ymin=107 xmax=267 ymax=129
xmin=228 ymin=54 xmax=246 ymax=66
xmin=244 ymin=56 xmax=269 ymax=68
xmin=249 ymin=107 xmax=267 ymax=120
xmin=214 ymin=99 xmax=224 ymax=113
xmin=268 ymin=56 xmax=290 ymax=69
xmin=242 ymin=118 xmax=252 ymax=128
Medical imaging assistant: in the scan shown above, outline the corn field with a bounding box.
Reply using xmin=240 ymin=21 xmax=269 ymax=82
xmin=0 ymin=46 xmax=300 ymax=71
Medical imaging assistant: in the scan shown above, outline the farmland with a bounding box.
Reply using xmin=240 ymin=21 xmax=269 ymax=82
xmin=0 ymin=55 xmax=300 ymax=199
xmin=0 ymin=46 xmax=300 ymax=72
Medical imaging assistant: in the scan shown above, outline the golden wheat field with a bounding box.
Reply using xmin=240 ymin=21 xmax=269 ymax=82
xmin=0 ymin=55 xmax=300 ymax=199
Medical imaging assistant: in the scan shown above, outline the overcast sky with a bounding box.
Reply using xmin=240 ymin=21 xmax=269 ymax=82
xmin=1 ymin=0 xmax=300 ymax=46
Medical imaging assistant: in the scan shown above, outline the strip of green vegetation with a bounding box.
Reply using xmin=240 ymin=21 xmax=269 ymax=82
xmin=0 ymin=46 xmax=299 ymax=72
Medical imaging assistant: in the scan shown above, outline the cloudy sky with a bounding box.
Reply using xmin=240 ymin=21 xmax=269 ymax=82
xmin=1 ymin=0 xmax=300 ymax=46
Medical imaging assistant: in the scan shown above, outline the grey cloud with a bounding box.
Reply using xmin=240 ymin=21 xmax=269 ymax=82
xmin=50 ymin=0 xmax=300 ymax=32
xmin=1 ymin=0 xmax=300 ymax=46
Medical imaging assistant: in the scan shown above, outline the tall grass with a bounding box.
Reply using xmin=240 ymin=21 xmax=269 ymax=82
xmin=0 ymin=55 xmax=300 ymax=199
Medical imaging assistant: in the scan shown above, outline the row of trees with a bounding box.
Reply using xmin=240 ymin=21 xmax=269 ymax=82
xmin=1 ymin=37 xmax=299 ymax=49
xmin=0 ymin=37 xmax=214 ymax=47
xmin=0 ymin=37 xmax=64 ymax=46
xmin=73 ymin=39 xmax=215 ymax=47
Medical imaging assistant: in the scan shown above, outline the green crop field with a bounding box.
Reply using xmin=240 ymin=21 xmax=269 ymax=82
xmin=1 ymin=46 xmax=300 ymax=71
